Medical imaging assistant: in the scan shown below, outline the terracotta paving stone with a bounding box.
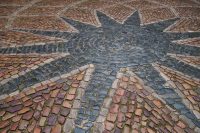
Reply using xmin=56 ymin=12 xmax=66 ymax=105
xmin=124 ymin=0 xmax=162 ymax=10
xmin=0 ymin=67 xmax=91 ymax=132
xmin=173 ymin=37 xmax=200 ymax=48
xmin=34 ymin=0 xmax=79 ymax=7
xmin=168 ymin=53 xmax=200 ymax=69
xmin=0 ymin=30 xmax=66 ymax=48
xmin=18 ymin=6 xmax=63 ymax=16
xmin=0 ymin=6 xmax=21 ymax=16
xmin=152 ymin=0 xmax=199 ymax=7
xmin=139 ymin=7 xmax=176 ymax=25
xmin=11 ymin=16 xmax=77 ymax=32
xmin=94 ymin=71 xmax=197 ymax=132
xmin=165 ymin=18 xmax=200 ymax=33
xmin=154 ymin=64 xmax=200 ymax=119
xmin=175 ymin=7 xmax=200 ymax=18
xmin=61 ymin=8 xmax=101 ymax=27
xmin=100 ymin=4 xmax=136 ymax=24
xmin=0 ymin=0 xmax=32 ymax=5
xmin=77 ymin=0 xmax=111 ymax=9
xmin=0 ymin=18 xmax=8 ymax=30
xmin=0 ymin=53 xmax=68 ymax=85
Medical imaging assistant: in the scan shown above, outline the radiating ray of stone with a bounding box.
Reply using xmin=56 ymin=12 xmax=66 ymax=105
xmin=153 ymin=63 xmax=200 ymax=120
xmin=168 ymin=53 xmax=200 ymax=69
xmin=173 ymin=37 xmax=200 ymax=48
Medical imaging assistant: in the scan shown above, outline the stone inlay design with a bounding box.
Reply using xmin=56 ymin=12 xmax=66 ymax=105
xmin=0 ymin=30 xmax=67 ymax=48
xmin=0 ymin=65 xmax=94 ymax=133
xmin=93 ymin=70 xmax=198 ymax=132
xmin=0 ymin=53 xmax=68 ymax=85
xmin=173 ymin=37 xmax=200 ymax=48
xmin=165 ymin=18 xmax=200 ymax=33
xmin=139 ymin=7 xmax=176 ymax=25
xmin=153 ymin=64 xmax=200 ymax=120
xmin=18 ymin=6 xmax=63 ymax=16
xmin=11 ymin=16 xmax=77 ymax=32
xmin=0 ymin=6 xmax=21 ymax=16
xmin=168 ymin=53 xmax=200 ymax=69
xmin=61 ymin=8 xmax=101 ymax=27
xmin=175 ymin=7 xmax=200 ymax=18
xmin=99 ymin=4 xmax=136 ymax=24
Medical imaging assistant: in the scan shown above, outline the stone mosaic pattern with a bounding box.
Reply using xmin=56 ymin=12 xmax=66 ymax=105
xmin=154 ymin=64 xmax=200 ymax=120
xmin=0 ymin=53 xmax=68 ymax=85
xmin=0 ymin=0 xmax=200 ymax=132
xmin=93 ymin=70 xmax=198 ymax=132
xmin=0 ymin=65 xmax=94 ymax=132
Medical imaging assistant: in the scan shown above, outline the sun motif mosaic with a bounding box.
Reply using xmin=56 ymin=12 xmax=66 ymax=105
xmin=0 ymin=0 xmax=200 ymax=132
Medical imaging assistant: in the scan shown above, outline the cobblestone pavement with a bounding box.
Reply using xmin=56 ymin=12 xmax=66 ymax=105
xmin=0 ymin=0 xmax=200 ymax=132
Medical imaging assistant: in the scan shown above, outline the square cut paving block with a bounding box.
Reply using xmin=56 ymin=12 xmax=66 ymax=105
xmin=0 ymin=65 xmax=94 ymax=133
xmin=92 ymin=70 xmax=199 ymax=132
xmin=0 ymin=53 xmax=69 ymax=85
xmin=153 ymin=0 xmax=200 ymax=6
xmin=153 ymin=63 xmax=200 ymax=120
xmin=61 ymin=8 xmax=101 ymax=27
xmin=0 ymin=6 xmax=21 ymax=16
xmin=174 ymin=7 xmax=200 ymax=18
xmin=17 ymin=6 xmax=63 ymax=16
xmin=123 ymin=0 xmax=162 ymax=10
xmin=11 ymin=16 xmax=77 ymax=32
xmin=34 ymin=0 xmax=79 ymax=7
xmin=167 ymin=53 xmax=200 ymax=70
xmin=0 ymin=18 xmax=8 ymax=30
xmin=165 ymin=18 xmax=200 ymax=33
xmin=0 ymin=30 xmax=67 ymax=48
xmin=139 ymin=7 xmax=176 ymax=25
xmin=0 ymin=0 xmax=32 ymax=5
xmin=99 ymin=4 xmax=136 ymax=24
xmin=173 ymin=37 xmax=200 ymax=48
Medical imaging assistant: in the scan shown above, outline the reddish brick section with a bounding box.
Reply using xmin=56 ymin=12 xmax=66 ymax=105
xmin=124 ymin=0 xmax=162 ymax=10
xmin=0 ymin=6 xmax=21 ymax=16
xmin=0 ymin=69 xmax=86 ymax=132
xmin=0 ymin=53 xmax=68 ymax=85
xmin=0 ymin=0 xmax=32 ymax=5
xmin=100 ymin=4 xmax=136 ymax=24
xmin=154 ymin=64 xmax=200 ymax=120
xmin=77 ymin=0 xmax=111 ymax=9
xmin=61 ymin=8 xmax=101 ymax=27
xmin=12 ymin=16 xmax=77 ymax=32
xmin=0 ymin=30 xmax=66 ymax=48
xmin=34 ymin=0 xmax=79 ymax=7
xmin=173 ymin=37 xmax=200 ymax=48
xmin=165 ymin=18 xmax=200 ymax=33
xmin=94 ymin=71 xmax=197 ymax=132
xmin=18 ymin=6 xmax=63 ymax=16
xmin=153 ymin=0 xmax=199 ymax=6
xmin=0 ymin=18 xmax=8 ymax=30
xmin=139 ymin=7 xmax=176 ymax=25
xmin=168 ymin=53 xmax=200 ymax=69
xmin=175 ymin=7 xmax=200 ymax=18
